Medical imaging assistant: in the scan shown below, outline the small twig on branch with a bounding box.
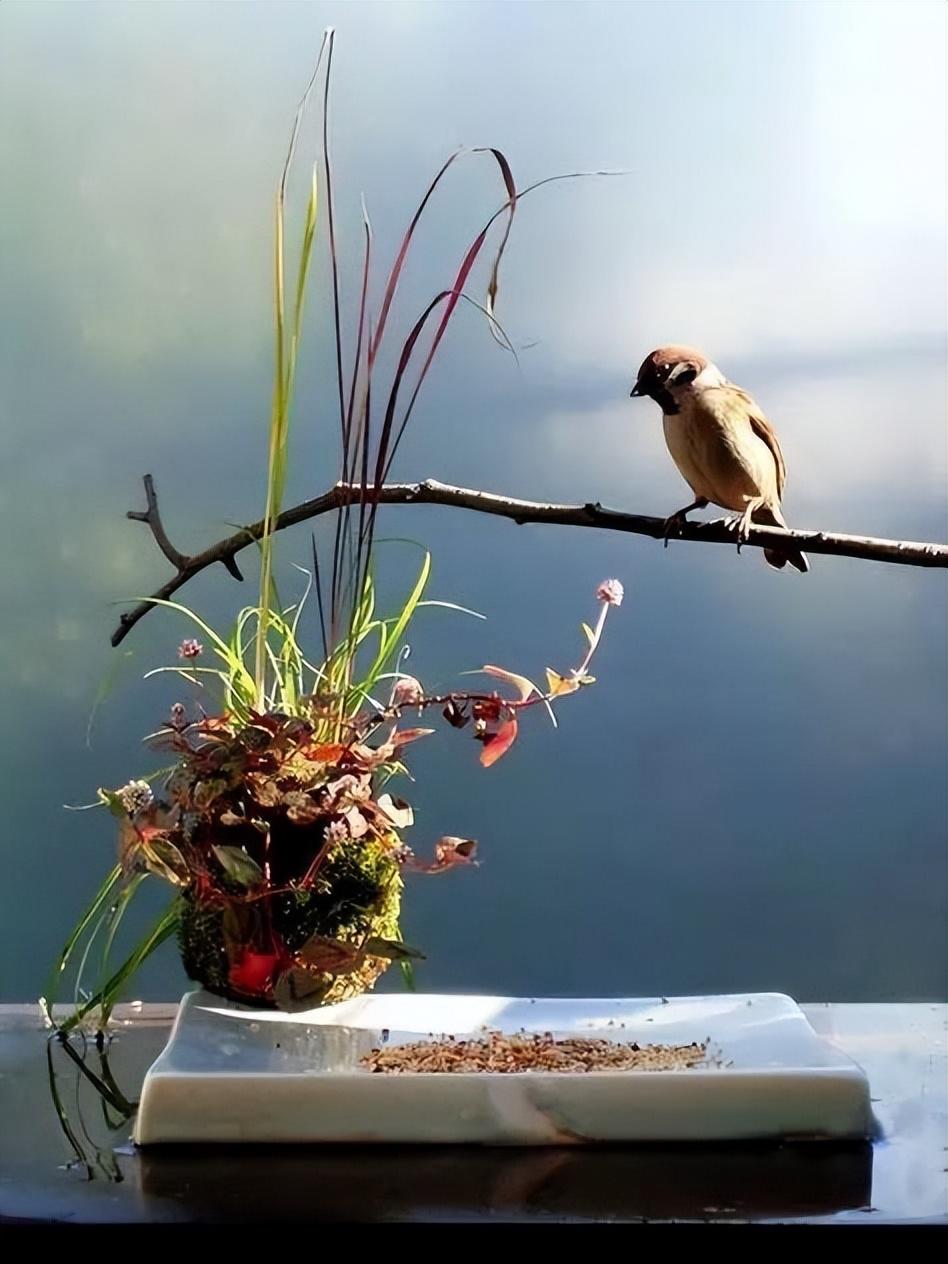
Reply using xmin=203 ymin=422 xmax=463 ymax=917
xmin=113 ymin=475 xmax=948 ymax=646
xmin=125 ymin=474 xmax=245 ymax=582
xmin=125 ymin=474 xmax=190 ymax=571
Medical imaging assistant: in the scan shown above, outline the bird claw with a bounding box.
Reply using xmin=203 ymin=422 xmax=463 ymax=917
xmin=723 ymin=512 xmax=753 ymax=553
xmin=662 ymin=513 xmax=687 ymax=548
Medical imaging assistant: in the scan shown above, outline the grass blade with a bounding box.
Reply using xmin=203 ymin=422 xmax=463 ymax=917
xmin=41 ymin=865 xmax=123 ymax=1024
xmin=56 ymin=900 xmax=180 ymax=1036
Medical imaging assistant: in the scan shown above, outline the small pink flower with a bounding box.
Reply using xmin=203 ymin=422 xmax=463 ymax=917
xmin=596 ymin=578 xmax=624 ymax=607
xmin=178 ymin=638 xmax=203 ymax=660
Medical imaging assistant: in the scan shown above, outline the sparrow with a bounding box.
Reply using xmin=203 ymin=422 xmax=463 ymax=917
xmin=630 ymin=344 xmax=809 ymax=573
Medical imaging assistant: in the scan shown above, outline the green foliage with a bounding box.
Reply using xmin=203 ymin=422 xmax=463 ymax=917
xmin=139 ymin=549 xmax=433 ymax=738
xmin=50 ymin=29 xmax=622 ymax=1032
xmin=42 ymin=872 xmax=180 ymax=1037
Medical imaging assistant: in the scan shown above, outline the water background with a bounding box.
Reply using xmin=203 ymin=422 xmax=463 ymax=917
xmin=1 ymin=1 xmax=945 ymax=1002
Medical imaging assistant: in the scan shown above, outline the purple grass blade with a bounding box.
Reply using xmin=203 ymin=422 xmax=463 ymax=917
xmin=382 ymin=168 xmax=622 ymax=478
xmin=369 ymin=146 xmax=521 ymax=367
xmin=311 ymin=532 xmax=329 ymax=662
xmin=369 ymin=149 xmax=462 ymax=367
xmin=473 ymin=146 xmax=517 ymax=351
xmin=381 ymin=224 xmax=490 ymax=480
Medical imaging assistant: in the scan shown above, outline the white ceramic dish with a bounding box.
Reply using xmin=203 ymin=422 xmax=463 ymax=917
xmin=134 ymin=990 xmax=872 ymax=1145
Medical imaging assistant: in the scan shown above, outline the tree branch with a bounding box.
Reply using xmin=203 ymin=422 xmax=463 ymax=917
xmin=113 ymin=475 xmax=948 ymax=646
xmin=125 ymin=474 xmax=190 ymax=571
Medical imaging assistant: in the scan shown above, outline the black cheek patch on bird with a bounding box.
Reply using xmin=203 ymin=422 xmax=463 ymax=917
xmin=654 ymin=387 xmax=679 ymax=415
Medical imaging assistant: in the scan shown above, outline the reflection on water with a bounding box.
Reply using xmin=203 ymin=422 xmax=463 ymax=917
xmin=135 ymin=1139 xmax=874 ymax=1223
xmin=1 ymin=1 xmax=945 ymax=1006
xmin=46 ymin=1032 xmax=136 ymax=1182
xmin=44 ymin=1027 xmax=873 ymax=1221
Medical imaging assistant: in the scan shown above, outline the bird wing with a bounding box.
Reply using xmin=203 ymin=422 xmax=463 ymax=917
xmin=729 ymin=385 xmax=787 ymax=499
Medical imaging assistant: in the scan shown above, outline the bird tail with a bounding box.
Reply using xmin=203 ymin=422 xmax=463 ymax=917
xmin=758 ymin=505 xmax=810 ymax=574
xmin=764 ymin=546 xmax=810 ymax=574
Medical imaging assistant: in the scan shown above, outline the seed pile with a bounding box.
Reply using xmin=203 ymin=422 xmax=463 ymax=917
xmin=360 ymin=1030 xmax=708 ymax=1073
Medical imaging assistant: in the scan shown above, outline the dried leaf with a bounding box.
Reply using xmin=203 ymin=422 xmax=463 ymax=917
xmin=362 ymin=937 xmax=426 ymax=962
xmin=272 ymin=967 xmax=330 ymax=1013
xmin=298 ymin=934 xmax=362 ymax=975
xmin=581 ymin=621 xmax=596 ymax=648
xmin=212 ymin=844 xmax=264 ymax=887
xmin=479 ymin=717 xmax=518 ymax=767
xmin=404 ymin=836 xmax=478 ymax=874
xmin=219 ymin=809 xmax=245 ymax=827
xmin=390 ymin=727 xmax=435 ymax=747
xmin=141 ymin=836 xmax=189 ymax=886
xmin=482 ymin=664 xmax=538 ymax=702
xmin=346 ymin=740 xmax=396 ymax=770
xmin=376 ymin=793 xmax=414 ymax=829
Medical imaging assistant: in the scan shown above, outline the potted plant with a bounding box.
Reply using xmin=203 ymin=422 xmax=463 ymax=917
xmin=79 ymin=573 xmax=621 ymax=1015
xmin=46 ymin=31 xmax=623 ymax=1029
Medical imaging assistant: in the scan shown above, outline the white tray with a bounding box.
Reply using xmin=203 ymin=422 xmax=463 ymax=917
xmin=134 ymin=990 xmax=872 ymax=1145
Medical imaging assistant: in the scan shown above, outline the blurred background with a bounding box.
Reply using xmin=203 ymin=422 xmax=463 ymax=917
xmin=1 ymin=0 xmax=945 ymax=1002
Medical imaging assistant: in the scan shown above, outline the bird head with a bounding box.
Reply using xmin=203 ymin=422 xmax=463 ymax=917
xmin=630 ymin=345 xmax=714 ymax=413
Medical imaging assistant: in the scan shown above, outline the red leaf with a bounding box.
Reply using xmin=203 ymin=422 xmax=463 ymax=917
xmin=479 ymin=717 xmax=518 ymax=767
xmin=303 ymin=742 xmax=347 ymax=764
xmin=228 ymin=950 xmax=281 ymax=997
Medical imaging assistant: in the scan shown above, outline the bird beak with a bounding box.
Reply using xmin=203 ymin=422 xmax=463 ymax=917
xmin=630 ymin=381 xmax=646 ymax=398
